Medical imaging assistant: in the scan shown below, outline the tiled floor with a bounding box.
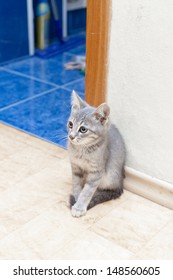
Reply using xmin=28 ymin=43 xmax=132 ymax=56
xmin=0 ymin=123 xmax=173 ymax=260
xmin=0 ymin=44 xmax=85 ymax=148
xmin=0 ymin=37 xmax=173 ymax=260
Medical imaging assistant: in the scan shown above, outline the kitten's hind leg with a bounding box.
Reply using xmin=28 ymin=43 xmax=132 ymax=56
xmin=88 ymin=187 xmax=123 ymax=210
xmin=69 ymin=194 xmax=76 ymax=208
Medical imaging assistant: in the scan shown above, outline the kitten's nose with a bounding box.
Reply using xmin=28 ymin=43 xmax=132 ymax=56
xmin=69 ymin=135 xmax=75 ymax=141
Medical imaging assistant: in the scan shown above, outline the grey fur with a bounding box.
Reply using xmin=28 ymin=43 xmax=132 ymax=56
xmin=67 ymin=90 xmax=126 ymax=217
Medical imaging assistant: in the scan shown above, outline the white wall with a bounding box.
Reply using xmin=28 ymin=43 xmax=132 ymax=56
xmin=107 ymin=0 xmax=173 ymax=184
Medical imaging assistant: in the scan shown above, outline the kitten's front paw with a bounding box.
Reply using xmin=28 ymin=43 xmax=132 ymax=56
xmin=71 ymin=204 xmax=87 ymax=218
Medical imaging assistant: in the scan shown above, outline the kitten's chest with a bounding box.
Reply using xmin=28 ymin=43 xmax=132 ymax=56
xmin=72 ymin=157 xmax=90 ymax=172
xmin=70 ymin=150 xmax=92 ymax=169
xmin=69 ymin=145 xmax=102 ymax=171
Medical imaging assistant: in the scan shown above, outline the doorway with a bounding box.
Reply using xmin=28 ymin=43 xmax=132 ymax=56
xmin=85 ymin=0 xmax=111 ymax=106
xmin=0 ymin=0 xmax=111 ymax=148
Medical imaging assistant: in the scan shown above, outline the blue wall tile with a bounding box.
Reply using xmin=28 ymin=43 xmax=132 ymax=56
xmin=0 ymin=0 xmax=29 ymax=64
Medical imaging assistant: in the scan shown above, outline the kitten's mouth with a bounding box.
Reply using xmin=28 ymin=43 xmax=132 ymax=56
xmin=68 ymin=136 xmax=79 ymax=144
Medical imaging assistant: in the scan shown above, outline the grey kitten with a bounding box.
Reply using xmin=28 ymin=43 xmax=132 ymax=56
xmin=67 ymin=91 xmax=126 ymax=217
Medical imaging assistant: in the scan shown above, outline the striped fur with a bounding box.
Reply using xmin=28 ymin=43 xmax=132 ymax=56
xmin=67 ymin=91 xmax=126 ymax=217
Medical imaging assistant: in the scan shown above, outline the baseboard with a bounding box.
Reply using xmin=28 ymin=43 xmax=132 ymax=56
xmin=124 ymin=167 xmax=173 ymax=210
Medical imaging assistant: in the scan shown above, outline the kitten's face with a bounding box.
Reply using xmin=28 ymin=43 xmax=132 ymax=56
xmin=67 ymin=108 xmax=101 ymax=145
xmin=67 ymin=91 xmax=110 ymax=145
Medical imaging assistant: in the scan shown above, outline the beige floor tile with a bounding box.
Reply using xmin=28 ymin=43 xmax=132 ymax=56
xmin=0 ymin=123 xmax=66 ymax=159
xmin=80 ymin=190 xmax=134 ymax=225
xmin=90 ymin=195 xmax=173 ymax=254
xmin=56 ymin=230 xmax=133 ymax=260
xmin=134 ymin=219 xmax=173 ymax=259
xmin=0 ymin=156 xmax=72 ymax=239
xmin=54 ymin=230 xmax=132 ymax=260
xmin=0 ymin=129 xmax=28 ymax=161
xmin=0 ymin=146 xmax=61 ymax=190
xmin=0 ymin=183 xmax=64 ymax=240
xmin=0 ymin=148 xmax=12 ymax=162
xmin=0 ymin=124 xmax=173 ymax=260
xmin=0 ymin=202 xmax=94 ymax=260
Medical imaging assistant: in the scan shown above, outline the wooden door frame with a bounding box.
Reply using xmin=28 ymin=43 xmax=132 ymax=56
xmin=85 ymin=0 xmax=112 ymax=107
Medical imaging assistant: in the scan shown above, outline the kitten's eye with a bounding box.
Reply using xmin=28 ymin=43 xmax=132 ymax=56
xmin=79 ymin=126 xmax=88 ymax=133
xmin=68 ymin=121 xmax=73 ymax=129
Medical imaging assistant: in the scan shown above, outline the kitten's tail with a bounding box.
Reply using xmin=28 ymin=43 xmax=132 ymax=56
xmin=69 ymin=187 xmax=123 ymax=210
xmin=69 ymin=194 xmax=76 ymax=208
xmin=88 ymin=187 xmax=123 ymax=209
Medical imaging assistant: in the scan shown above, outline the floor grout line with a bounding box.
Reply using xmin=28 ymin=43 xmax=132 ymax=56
xmin=60 ymin=77 xmax=85 ymax=89
xmin=0 ymin=87 xmax=59 ymax=112
xmin=0 ymin=67 xmax=60 ymax=88
xmin=1 ymin=66 xmax=85 ymax=91
xmin=130 ymin=217 xmax=173 ymax=258
xmin=61 ymin=86 xmax=84 ymax=95
xmin=0 ymin=77 xmax=85 ymax=113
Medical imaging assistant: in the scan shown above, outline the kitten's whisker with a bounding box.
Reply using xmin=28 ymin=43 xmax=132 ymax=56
xmin=52 ymin=131 xmax=67 ymax=138
xmin=52 ymin=135 xmax=68 ymax=141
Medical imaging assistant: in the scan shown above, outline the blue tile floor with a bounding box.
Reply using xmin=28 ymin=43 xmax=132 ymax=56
xmin=0 ymin=45 xmax=85 ymax=148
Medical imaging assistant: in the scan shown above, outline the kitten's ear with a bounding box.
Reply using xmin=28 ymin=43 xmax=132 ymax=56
xmin=71 ymin=90 xmax=86 ymax=111
xmin=93 ymin=103 xmax=110 ymax=125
